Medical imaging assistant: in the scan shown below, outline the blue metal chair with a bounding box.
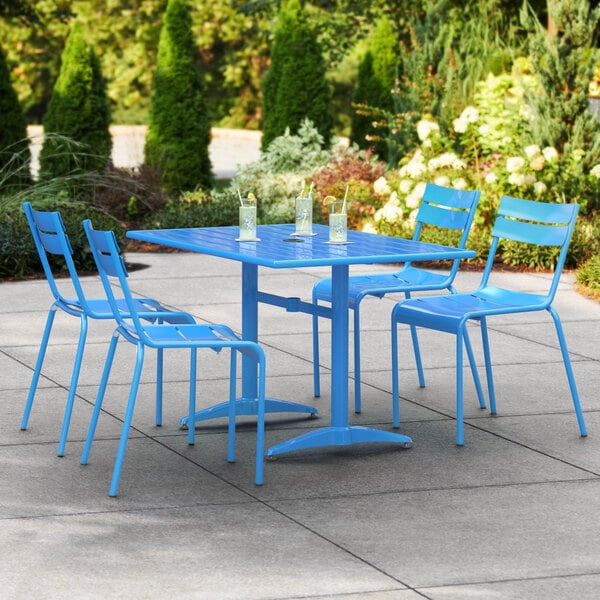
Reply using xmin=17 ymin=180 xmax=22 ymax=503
xmin=312 ymin=183 xmax=481 ymax=412
xmin=21 ymin=202 xmax=194 ymax=457
xmin=81 ymin=219 xmax=267 ymax=496
xmin=391 ymin=196 xmax=588 ymax=445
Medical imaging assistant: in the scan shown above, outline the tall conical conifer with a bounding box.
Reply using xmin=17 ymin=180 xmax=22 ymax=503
xmin=144 ymin=0 xmax=212 ymax=194
xmin=39 ymin=20 xmax=112 ymax=180
xmin=261 ymin=0 xmax=332 ymax=151
xmin=0 ymin=43 xmax=31 ymax=190
xmin=350 ymin=16 xmax=399 ymax=162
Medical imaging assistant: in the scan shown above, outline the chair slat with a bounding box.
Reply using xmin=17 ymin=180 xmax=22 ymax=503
xmin=418 ymin=202 xmax=469 ymax=230
xmin=499 ymin=195 xmax=577 ymax=224
xmin=422 ymin=185 xmax=478 ymax=209
xmin=492 ymin=216 xmax=569 ymax=246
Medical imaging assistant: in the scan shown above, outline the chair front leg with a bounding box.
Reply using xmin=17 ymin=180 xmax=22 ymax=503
xmin=187 ymin=348 xmax=197 ymax=446
xmin=109 ymin=342 xmax=145 ymax=497
xmin=549 ymin=307 xmax=587 ymax=436
xmin=456 ymin=330 xmax=465 ymax=446
xmin=21 ymin=307 xmax=58 ymax=430
xmin=156 ymin=347 xmax=164 ymax=426
xmin=312 ymin=298 xmax=321 ymax=397
xmin=353 ymin=303 xmax=362 ymax=413
xmin=391 ymin=309 xmax=401 ymax=429
xmin=228 ymin=349 xmax=237 ymax=463
xmin=255 ymin=352 xmax=266 ymax=486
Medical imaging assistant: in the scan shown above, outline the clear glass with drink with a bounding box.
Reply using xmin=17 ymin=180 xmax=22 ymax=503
xmin=328 ymin=200 xmax=347 ymax=243
xmin=239 ymin=194 xmax=257 ymax=240
xmin=294 ymin=194 xmax=313 ymax=235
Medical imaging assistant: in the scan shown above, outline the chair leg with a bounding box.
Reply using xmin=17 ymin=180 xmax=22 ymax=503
xmin=391 ymin=310 xmax=401 ymax=429
xmin=155 ymin=348 xmax=163 ymax=426
xmin=228 ymin=350 xmax=237 ymax=463
xmin=549 ymin=308 xmax=587 ymax=436
xmin=463 ymin=328 xmax=487 ymax=410
xmin=404 ymin=292 xmax=426 ymax=389
xmin=21 ymin=307 xmax=57 ymax=430
xmin=312 ymin=298 xmax=321 ymax=397
xmin=109 ymin=342 xmax=145 ymax=497
xmin=187 ymin=349 xmax=197 ymax=446
xmin=409 ymin=325 xmax=426 ymax=388
xmin=353 ymin=304 xmax=362 ymax=413
xmin=456 ymin=331 xmax=465 ymax=446
xmin=255 ymin=352 xmax=266 ymax=486
xmin=81 ymin=333 xmax=119 ymax=465
xmin=57 ymin=313 xmax=89 ymax=457
xmin=479 ymin=317 xmax=497 ymax=414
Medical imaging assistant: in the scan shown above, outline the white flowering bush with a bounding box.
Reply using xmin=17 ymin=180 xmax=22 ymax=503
xmin=370 ymin=65 xmax=600 ymax=267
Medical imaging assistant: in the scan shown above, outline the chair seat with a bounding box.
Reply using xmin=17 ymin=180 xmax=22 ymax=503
xmin=56 ymin=297 xmax=193 ymax=324
xmin=313 ymin=266 xmax=453 ymax=307
xmin=392 ymin=286 xmax=551 ymax=333
xmin=120 ymin=322 xmax=237 ymax=344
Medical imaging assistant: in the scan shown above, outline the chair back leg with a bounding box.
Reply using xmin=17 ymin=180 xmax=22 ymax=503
xmin=21 ymin=308 xmax=58 ymax=430
xmin=81 ymin=333 xmax=120 ymax=465
xmin=57 ymin=313 xmax=89 ymax=457
xmin=549 ymin=307 xmax=587 ymax=436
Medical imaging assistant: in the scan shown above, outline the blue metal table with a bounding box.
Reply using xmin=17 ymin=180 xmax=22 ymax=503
xmin=127 ymin=223 xmax=475 ymax=457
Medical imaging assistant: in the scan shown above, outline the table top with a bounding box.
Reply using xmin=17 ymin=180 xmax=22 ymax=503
xmin=127 ymin=223 xmax=476 ymax=269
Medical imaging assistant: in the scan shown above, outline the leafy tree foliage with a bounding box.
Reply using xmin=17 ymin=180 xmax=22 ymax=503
xmin=38 ymin=20 xmax=112 ymax=180
xmin=0 ymin=43 xmax=31 ymax=191
xmin=523 ymin=0 xmax=600 ymax=172
xmin=261 ymin=0 xmax=333 ymax=151
xmin=350 ymin=15 xmax=399 ymax=161
xmin=0 ymin=0 xmax=585 ymax=131
xmin=144 ymin=0 xmax=213 ymax=194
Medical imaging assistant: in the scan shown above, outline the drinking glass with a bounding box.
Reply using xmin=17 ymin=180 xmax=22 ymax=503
xmin=328 ymin=201 xmax=347 ymax=243
xmin=294 ymin=194 xmax=313 ymax=235
xmin=239 ymin=196 xmax=257 ymax=240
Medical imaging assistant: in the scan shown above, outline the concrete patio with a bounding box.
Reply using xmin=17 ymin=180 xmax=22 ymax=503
xmin=2 ymin=248 xmax=600 ymax=599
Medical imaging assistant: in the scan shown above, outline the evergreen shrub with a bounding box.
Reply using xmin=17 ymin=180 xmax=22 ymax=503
xmin=144 ymin=0 xmax=213 ymax=195
xmin=350 ymin=16 xmax=399 ymax=162
xmin=38 ymin=21 xmax=112 ymax=181
xmin=0 ymin=199 xmax=123 ymax=278
xmin=261 ymin=0 xmax=333 ymax=151
xmin=0 ymin=44 xmax=31 ymax=192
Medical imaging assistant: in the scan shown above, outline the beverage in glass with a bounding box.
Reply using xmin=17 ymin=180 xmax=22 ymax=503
xmin=239 ymin=196 xmax=257 ymax=240
xmin=328 ymin=201 xmax=347 ymax=243
xmin=295 ymin=194 xmax=313 ymax=235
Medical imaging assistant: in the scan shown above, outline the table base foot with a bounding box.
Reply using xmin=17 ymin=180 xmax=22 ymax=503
xmin=179 ymin=397 xmax=318 ymax=427
xmin=266 ymin=426 xmax=413 ymax=457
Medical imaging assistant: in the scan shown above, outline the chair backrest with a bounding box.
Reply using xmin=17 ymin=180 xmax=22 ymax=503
xmin=479 ymin=195 xmax=579 ymax=302
xmin=409 ymin=183 xmax=481 ymax=274
xmin=23 ymin=201 xmax=89 ymax=311
xmin=82 ymin=219 xmax=147 ymax=336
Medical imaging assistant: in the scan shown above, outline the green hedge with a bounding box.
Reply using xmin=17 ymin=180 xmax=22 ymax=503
xmin=0 ymin=199 xmax=125 ymax=278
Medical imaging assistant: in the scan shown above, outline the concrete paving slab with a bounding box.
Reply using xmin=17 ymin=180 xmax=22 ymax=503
xmin=162 ymin=417 xmax=594 ymax=502
xmin=469 ymin=411 xmax=600 ymax=473
xmin=1 ymin=387 xmax=125 ymax=447
xmin=3 ymin=246 xmax=600 ymax=598
xmin=270 ymin=479 xmax=600 ymax=589
xmin=1 ymin=502 xmax=404 ymax=599
xmin=0 ymin=437 xmax=251 ymax=518
xmin=420 ymin=573 xmax=600 ymax=600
